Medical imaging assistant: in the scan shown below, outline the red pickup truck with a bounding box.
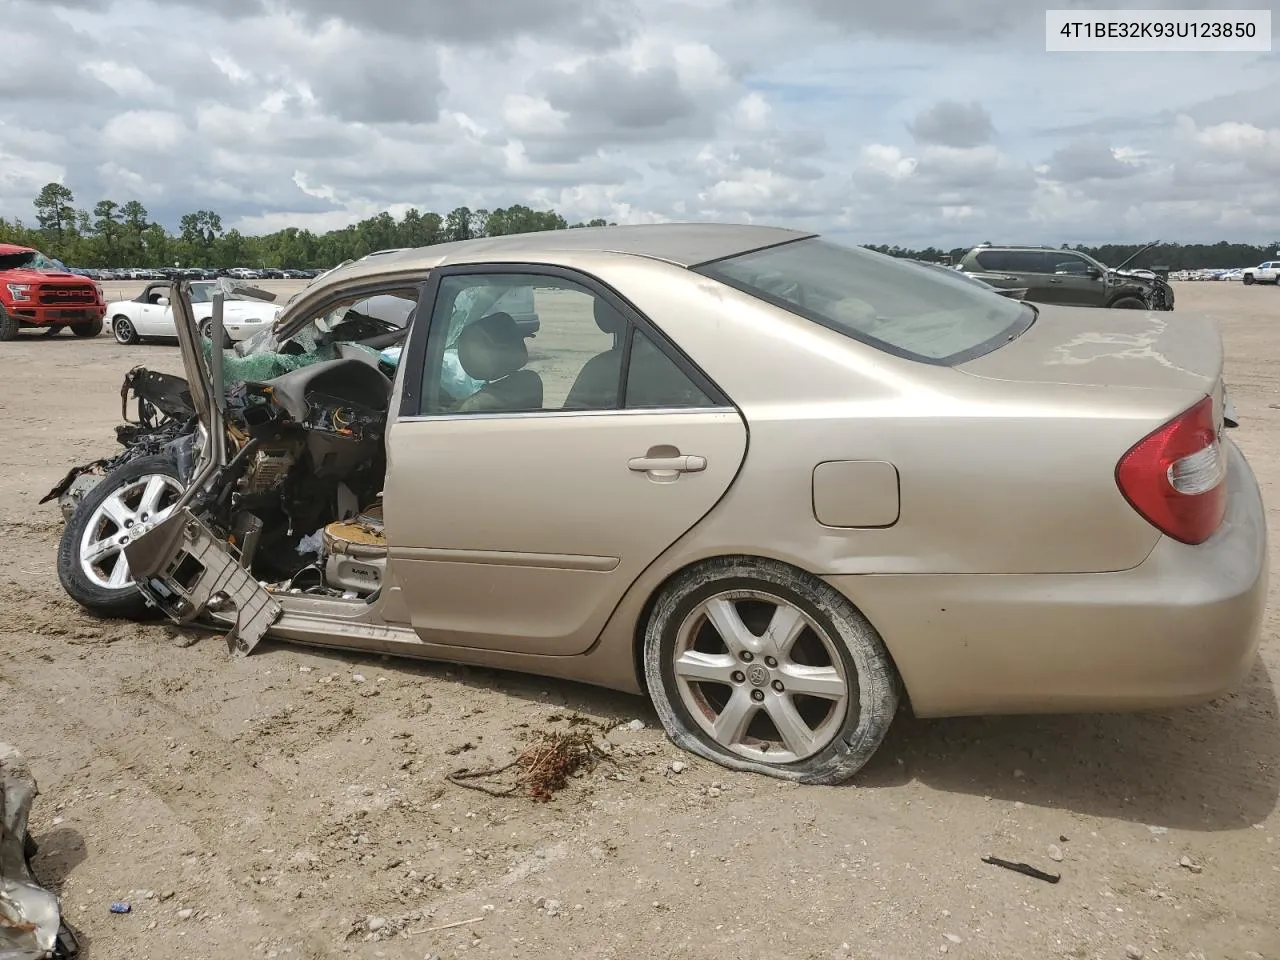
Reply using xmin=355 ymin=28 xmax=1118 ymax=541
xmin=0 ymin=244 xmax=106 ymax=340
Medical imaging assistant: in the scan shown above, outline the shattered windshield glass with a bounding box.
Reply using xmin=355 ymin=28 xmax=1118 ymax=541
xmin=0 ymin=250 xmax=59 ymax=272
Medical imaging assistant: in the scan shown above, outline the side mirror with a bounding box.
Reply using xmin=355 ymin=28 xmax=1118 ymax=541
xmin=156 ymin=296 xmax=170 ymax=306
xmin=1085 ymin=268 xmax=1102 ymax=280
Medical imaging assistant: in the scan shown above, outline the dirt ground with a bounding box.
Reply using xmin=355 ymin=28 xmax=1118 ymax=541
xmin=2 ymin=280 xmax=1278 ymax=960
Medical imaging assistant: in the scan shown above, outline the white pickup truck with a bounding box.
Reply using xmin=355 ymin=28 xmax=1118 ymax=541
xmin=1242 ymin=261 xmax=1280 ymax=285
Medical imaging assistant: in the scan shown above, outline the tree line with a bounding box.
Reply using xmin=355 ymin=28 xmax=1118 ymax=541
xmin=2 ymin=182 xmax=1275 ymax=271
xmin=0 ymin=182 xmax=612 ymax=270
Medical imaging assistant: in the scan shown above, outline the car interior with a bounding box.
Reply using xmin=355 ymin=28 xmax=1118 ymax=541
xmin=220 ymin=280 xmax=716 ymax=599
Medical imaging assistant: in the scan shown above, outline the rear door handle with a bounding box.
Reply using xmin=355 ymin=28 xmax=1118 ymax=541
xmin=628 ymin=455 xmax=707 ymax=473
xmin=1048 ymin=278 xmax=1063 ymax=283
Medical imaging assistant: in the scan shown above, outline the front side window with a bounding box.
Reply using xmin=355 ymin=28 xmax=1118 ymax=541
xmin=698 ymin=238 xmax=1035 ymax=364
xmin=418 ymin=272 xmax=720 ymax=416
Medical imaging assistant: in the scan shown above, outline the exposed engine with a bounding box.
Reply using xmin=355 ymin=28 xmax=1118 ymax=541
xmin=196 ymin=357 xmax=393 ymax=589
xmin=240 ymin=445 xmax=299 ymax=494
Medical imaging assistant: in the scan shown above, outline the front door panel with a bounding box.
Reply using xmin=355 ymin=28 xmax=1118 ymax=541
xmin=383 ymin=410 xmax=746 ymax=656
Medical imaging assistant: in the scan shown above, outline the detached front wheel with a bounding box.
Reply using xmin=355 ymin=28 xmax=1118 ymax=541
xmin=57 ymin=454 xmax=185 ymax=619
xmin=642 ymin=557 xmax=899 ymax=784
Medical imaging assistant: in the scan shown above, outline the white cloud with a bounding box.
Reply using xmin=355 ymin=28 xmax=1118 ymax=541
xmin=0 ymin=0 xmax=1276 ymax=248
xmin=860 ymin=145 xmax=917 ymax=180
xmin=101 ymin=110 xmax=189 ymax=154
xmin=81 ymin=61 xmax=168 ymax=101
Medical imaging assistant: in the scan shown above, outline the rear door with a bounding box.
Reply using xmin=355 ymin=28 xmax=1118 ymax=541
xmin=383 ymin=265 xmax=748 ymax=657
xmin=1039 ymin=252 xmax=1107 ymax=306
xmin=970 ymin=249 xmax=1052 ymax=299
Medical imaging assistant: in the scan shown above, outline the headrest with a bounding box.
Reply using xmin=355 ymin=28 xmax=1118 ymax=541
xmin=456 ymin=312 xmax=528 ymax=382
xmin=593 ymin=298 xmax=627 ymax=337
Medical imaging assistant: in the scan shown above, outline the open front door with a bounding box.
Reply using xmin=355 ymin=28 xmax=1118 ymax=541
xmin=383 ymin=266 xmax=747 ymax=657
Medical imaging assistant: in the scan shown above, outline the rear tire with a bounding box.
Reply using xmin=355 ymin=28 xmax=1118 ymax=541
xmin=57 ymin=454 xmax=185 ymax=619
xmin=199 ymin=317 xmax=231 ymax=348
xmin=72 ymin=317 xmax=104 ymax=337
xmin=1110 ymin=296 xmax=1147 ymax=309
xmin=0 ymin=306 xmax=18 ymax=341
xmin=642 ymin=556 xmax=900 ymax=784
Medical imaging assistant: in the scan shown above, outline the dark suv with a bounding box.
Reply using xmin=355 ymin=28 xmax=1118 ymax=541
xmin=956 ymin=244 xmax=1174 ymax=311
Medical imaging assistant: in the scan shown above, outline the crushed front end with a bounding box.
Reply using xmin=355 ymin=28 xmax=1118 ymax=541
xmin=40 ymin=367 xmax=200 ymax=520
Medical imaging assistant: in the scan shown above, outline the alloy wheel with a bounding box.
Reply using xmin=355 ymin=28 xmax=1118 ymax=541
xmin=671 ymin=590 xmax=852 ymax=763
xmin=79 ymin=473 xmax=184 ymax=589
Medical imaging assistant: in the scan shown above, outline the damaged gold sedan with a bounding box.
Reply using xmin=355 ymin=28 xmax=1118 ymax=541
xmin=48 ymin=225 xmax=1269 ymax=784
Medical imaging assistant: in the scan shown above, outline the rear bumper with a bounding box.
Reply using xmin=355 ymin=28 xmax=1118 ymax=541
xmin=829 ymin=439 xmax=1268 ymax=718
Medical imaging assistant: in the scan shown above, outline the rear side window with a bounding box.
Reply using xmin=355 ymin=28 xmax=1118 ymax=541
xmin=697 ymin=238 xmax=1035 ymax=365
xmin=999 ymin=250 xmax=1052 ymax=272
xmin=974 ymin=250 xmax=1011 ymax=271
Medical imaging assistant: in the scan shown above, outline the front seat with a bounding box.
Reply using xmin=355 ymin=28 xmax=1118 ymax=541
xmin=562 ymin=299 xmax=628 ymax=410
xmin=454 ymin=312 xmax=543 ymax=413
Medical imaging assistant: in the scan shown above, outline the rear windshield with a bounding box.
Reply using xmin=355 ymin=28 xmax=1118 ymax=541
xmin=697 ymin=237 xmax=1035 ymax=364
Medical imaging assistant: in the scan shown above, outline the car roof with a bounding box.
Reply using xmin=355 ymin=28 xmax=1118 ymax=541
xmin=321 ymin=223 xmax=815 ymax=284
xmin=0 ymin=243 xmax=35 ymax=256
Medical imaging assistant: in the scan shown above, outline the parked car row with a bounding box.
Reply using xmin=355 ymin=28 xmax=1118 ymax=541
xmin=1168 ymin=262 xmax=1280 ymax=283
xmin=67 ymin=266 xmax=325 ymax=282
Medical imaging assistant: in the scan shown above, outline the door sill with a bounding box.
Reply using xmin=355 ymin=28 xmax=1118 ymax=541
xmin=269 ymin=601 xmax=423 ymax=656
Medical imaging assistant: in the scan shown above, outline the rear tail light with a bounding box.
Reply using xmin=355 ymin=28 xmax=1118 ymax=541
xmin=1115 ymin=395 xmax=1227 ymax=545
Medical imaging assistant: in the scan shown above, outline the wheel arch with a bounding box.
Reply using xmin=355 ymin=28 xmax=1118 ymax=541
xmin=628 ymin=551 xmax=906 ymax=707
xmin=1106 ymin=291 xmax=1149 ymax=308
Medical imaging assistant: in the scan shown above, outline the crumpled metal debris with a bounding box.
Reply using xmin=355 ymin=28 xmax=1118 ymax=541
xmin=1 ymin=743 xmax=64 ymax=959
xmin=39 ymin=366 xmax=199 ymax=519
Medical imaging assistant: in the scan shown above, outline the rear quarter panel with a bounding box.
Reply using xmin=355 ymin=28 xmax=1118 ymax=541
xmin=584 ymin=256 xmax=1175 ymax=577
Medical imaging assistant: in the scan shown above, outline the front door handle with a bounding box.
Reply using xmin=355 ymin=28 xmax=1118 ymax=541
xmin=628 ymin=454 xmax=707 ymax=473
xmin=1048 ymin=278 xmax=1063 ymax=283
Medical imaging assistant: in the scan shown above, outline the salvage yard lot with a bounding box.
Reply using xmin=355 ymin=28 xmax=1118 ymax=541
xmin=2 ymin=281 xmax=1278 ymax=959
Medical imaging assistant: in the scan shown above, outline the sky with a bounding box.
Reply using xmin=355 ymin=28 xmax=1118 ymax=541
xmin=0 ymin=0 xmax=1276 ymax=249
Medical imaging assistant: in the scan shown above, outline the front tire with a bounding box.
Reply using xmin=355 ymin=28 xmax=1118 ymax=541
xmin=1243 ymin=274 xmax=1255 ymax=285
xmin=0 ymin=306 xmax=18 ymax=341
xmin=1109 ymin=296 xmax=1147 ymax=309
xmin=112 ymin=315 xmax=140 ymax=344
xmin=72 ymin=317 xmax=104 ymax=337
xmin=57 ymin=454 xmax=185 ymax=619
xmin=642 ymin=556 xmax=899 ymax=784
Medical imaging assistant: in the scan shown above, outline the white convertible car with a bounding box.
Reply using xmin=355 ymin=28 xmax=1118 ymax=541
xmin=106 ymin=280 xmax=283 ymax=345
